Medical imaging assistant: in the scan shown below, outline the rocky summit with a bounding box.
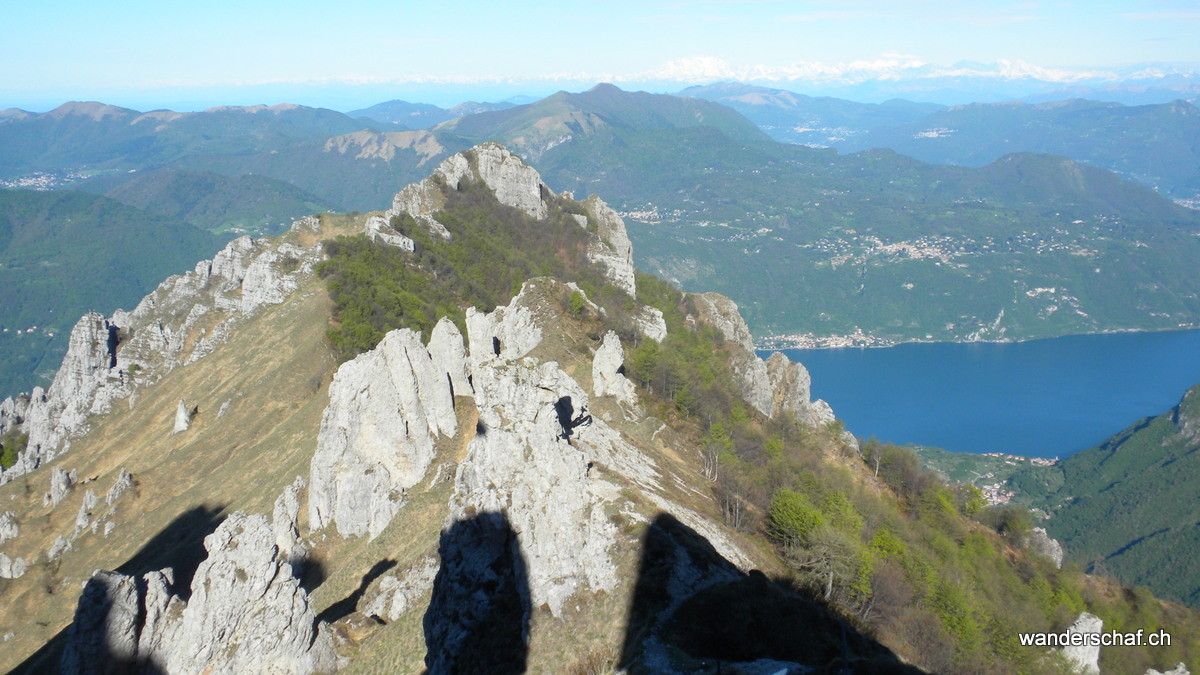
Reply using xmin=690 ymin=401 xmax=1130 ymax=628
xmin=0 ymin=142 xmax=1192 ymax=674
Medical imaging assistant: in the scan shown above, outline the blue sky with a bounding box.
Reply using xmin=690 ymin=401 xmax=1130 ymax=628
xmin=4 ymin=0 xmax=1200 ymax=110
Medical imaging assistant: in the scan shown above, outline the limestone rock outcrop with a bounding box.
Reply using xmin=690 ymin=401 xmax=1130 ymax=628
xmin=635 ymin=306 xmax=668 ymax=343
xmin=365 ymin=213 xmax=414 ymax=251
xmin=105 ymin=468 xmax=134 ymax=506
xmin=172 ymin=398 xmax=192 ymax=434
xmin=593 ymin=331 xmax=640 ymax=416
xmin=60 ymin=570 xmax=142 ymax=671
xmin=0 ymin=512 xmax=17 ymax=543
xmin=274 ymin=476 xmax=307 ymax=572
xmin=0 ymin=553 xmax=27 ymax=579
xmin=309 ymin=328 xmax=458 ymax=539
xmin=50 ymin=466 xmax=76 ymax=506
xmin=582 ymin=195 xmax=637 ymax=297
xmin=1023 ymin=527 xmax=1065 ymax=569
xmin=61 ymin=512 xmax=335 ymax=674
xmin=690 ymin=292 xmax=834 ymax=426
xmin=1061 ymin=612 xmax=1103 ymax=674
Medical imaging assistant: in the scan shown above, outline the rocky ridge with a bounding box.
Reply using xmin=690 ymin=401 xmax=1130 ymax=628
xmin=689 ymin=292 xmax=835 ymax=427
xmin=16 ymin=142 xmax=863 ymax=672
xmin=383 ymin=141 xmax=639 ymax=296
xmin=61 ymin=507 xmax=336 ymax=673
xmin=0 ymin=222 xmax=325 ymax=483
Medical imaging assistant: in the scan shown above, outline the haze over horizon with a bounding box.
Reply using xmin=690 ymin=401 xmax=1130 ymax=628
xmin=5 ymin=0 xmax=1200 ymax=111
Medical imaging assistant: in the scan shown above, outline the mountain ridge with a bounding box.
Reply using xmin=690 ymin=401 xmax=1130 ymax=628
xmin=0 ymin=143 xmax=1195 ymax=673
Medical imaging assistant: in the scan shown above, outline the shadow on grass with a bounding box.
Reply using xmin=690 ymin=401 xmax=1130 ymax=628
xmin=12 ymin=504 xmax=226 ymax=674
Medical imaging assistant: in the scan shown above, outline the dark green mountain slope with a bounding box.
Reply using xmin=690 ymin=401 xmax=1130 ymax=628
xmin=840 ymin=99 xmax=1200 ymax=203
xmin=1007 ymin=384 xmax=1200 ymax=607
xmin=98 ymin=169 xmax=334 ymax=236
xmin=0 ymin=189 xmax=221 ymax=396
xmin=681 ymin=81 xmax=944 ymax=146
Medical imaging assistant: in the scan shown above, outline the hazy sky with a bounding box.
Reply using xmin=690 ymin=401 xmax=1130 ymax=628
xmin=5 ymin=0 xmax=1200 ymax=110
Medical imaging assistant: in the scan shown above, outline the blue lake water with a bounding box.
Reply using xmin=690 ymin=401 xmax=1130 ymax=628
xmin=773 ymin=329 xmax=1200 ymax=458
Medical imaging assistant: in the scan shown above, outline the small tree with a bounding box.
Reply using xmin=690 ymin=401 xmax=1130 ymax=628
xmin=768 ymin=489 xmax=824 ymax=548
xmin=568 ymin=290 xmax=586 ymax=316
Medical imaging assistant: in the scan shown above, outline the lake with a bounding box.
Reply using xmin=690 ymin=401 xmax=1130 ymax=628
xmin=773 ymin=329 xmax=1200 ymax=458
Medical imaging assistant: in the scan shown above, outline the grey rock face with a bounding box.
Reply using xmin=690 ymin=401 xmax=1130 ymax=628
xmin=689 ymin=292 xmax=835 ymax=426
xmin=61 ymin=512 xmax=335 ymax=674
xmin=73 ymin=489 xmax=99 ymax=534
xmin=364 ymin=214 xmax=415 ymax=251
xmin=360 ymin=556 xmax=439 ymax=622
xmin=386 ymin=142 xmax=551 ymax=238
xmin=1023 ymin=527 xmax=1065 ymax=569
xmin=50 ymin=466 xmax=76 ymax=506
xmin=273 ymin=476 xmax=307 ymax=572
xmin=309 ymin=328 xmax=458 ymax=539
xmin=60 ymin=571 xmax=142 ymax=672
xmin=592 ymin=331 xmax=640 ymax=417
xmin=1061 ymin=612 xmax=1103 ymax=674
xmin=764 ymin=352 xmax=836 ymax=427
xmin=582 ymin=195 xmax=637 ymax=296
xmin=451 ymin=359 xmax=625 ymax=617
xmin=172 ymin=398 xmax=191 ymax=434
xmin=0 ymin=553 xmax=27 ymax=579
xmin=635 ymin=307 xmax=668 ymax=343
xmin=49 ymin=535 xmax=72 ymax=560
xmin=385 ymin=143 xmax=638 ymax=296
xmin=464 ymin=282 xmax=546 ymax=369
xmin=0 ymin=512 xmax=18 ymax=543
xmin=105 ymin=468 xmax=134 ymax=506
xmin=428 ymin=317 xmax=472 ymax=397
xmin=155 ymin=513 xmax=335 ymax=673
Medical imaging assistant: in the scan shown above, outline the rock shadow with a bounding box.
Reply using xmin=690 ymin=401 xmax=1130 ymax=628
xmin=114 ymin=504 xmax=226 ymax=602
xmin=554 ymin=396 xmax=592 ymax=440
xmin=12 ymin=505 xmax=226 ymax=674
xmin=423 ymin=511 xmax=530 ymax=674
xmin=316 ymin=558 xmax=397 ymax=624
xmin=620 ymin=513 xmax=921 ymax=674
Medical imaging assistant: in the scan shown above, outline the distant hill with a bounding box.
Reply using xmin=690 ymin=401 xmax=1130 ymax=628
xmin=348 ymin=99 xmax=514 ymax=128
xmin=839 ymin=99 xmax=1200 ymax=203
xmin=0 ymin=101 xmax=378 ymax=180
xmin=681 ymin=81 xmax=944 ymax=146
xmin=1007 ymin=384 xmax=1200 ymax=608
xmin=96 ymin=169 xmax=334 ymax=236
xmin=0 ymin=189 xmax=221 ymax=396
xmin=437 ymin=82 xmax=770 ymax=158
